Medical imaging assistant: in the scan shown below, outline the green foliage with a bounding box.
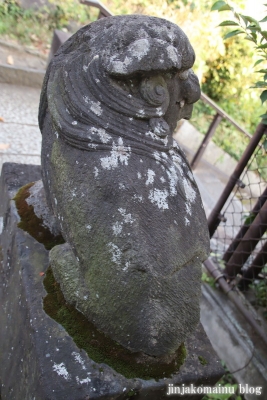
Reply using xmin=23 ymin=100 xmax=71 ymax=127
xmin=202 ymin=271 xmax=216 ymax=287
xmin=202 ymin=362 xmax=243 ymax=400
xmin=211 ymin=0 xmax=267 ymax=123
xmin=0 ymin=0 xmax=98 ymax=51
xmin=250 ymin=279 xmax=267 ymax=318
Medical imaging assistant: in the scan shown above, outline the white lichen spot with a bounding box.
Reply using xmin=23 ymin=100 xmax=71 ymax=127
xmin=187 ymin=170 xmax=194 ymax=181
xmin=72 ymin=352 xmax=86 ymax=370
xmin=129 ymin=117 xmax=133 ymax=121
xmin=185 ymin=217 xmax=190 ymax=226
xmin=54 ymin=131 xmax=59 ymax=138
xmin=72 ymin=121 xmax=78 ymax=125
xmin=137 ymin=172 xmax=142 ymax=179
xmin=185 ymin=203 xmax=192 ymax=216
xmin=174 ymin=220 xmax=178 ymax=225
xmin=111 ymin=56 xmax=132 ymax=74
xmin=76 ymin=376 xmax=91 ymax=385
xmin=167 ymin=166 xmax=178 ymax=196
xmin=100 ymin=138 xmax=131 ymax=170
xmin=0 ymin=216 xmax=3 ymax=234
xmin=167 ymin=45 xmax=178 ymax=64
xmin=108 ymin=243 xmax=122 ymax=266
xmin=95 ymin=78 xmax=100 ymax=83
xmin=90 ymin=127 xmax=111 ymax=143
xmin=146 ymin=169 xmax=155 ymax=185
xmin=90 ymin=101 xmax=102 ymax=116
xmin=83 ymin=96 xmax=89 ymax=103
xmin=148 ymin=189 xmax=169 ymax=210
xmin=140 ymin=159 xmax=143 ymax=163
xmin=160 ymin=176 xmax=166 ymax=183
xmin=96 ymin=293 xmax=99 ymax=298
xmin=156 ymin=107 xmax=163 ymax=116
xmin=122 ymin=261 xmax=130 ymax=272
xmin=88 ymin=143 xmax=97 ymax=149
xmin=52 ymin=363 xmax=70 ymax=380
xmin=94 ymin=167 xmax=99 ymax=178
xmin=83 ymin=65 xmax=89 ymax=72
xmin=183 ymin=178 xmax=196 ymax=203
xmin=86 ymin=225 xmax=92 ymax=231
xmin=130 ymin=38 xmax=150 ymax=60
xmin=54 ymin=198 xmax=57 ymax=205
xmin=118 ymin=208 xmax=135 ymax=224
xmin=137 ymin=109 xmax=145 ymax=117
xmin=112 ymin=222 xmax=123 ymax=236
xmin=76 ymin=161 xmax=79 ymax=164
xmin=146 ymin=131 xmax=168 ymax=145
xmin=133 ymin=194 xmax=143 ymax=202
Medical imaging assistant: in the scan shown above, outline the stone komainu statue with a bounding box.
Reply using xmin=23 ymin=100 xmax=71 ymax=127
xmin=39 ymin=15 xmax=210 ymax=357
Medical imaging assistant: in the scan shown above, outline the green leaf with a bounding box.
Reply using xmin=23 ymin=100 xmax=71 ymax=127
xmin=258 ymin=43 xmax=267 ymax=49
xmin=256 ymin=69 xmax=267 ymax=73
xmin=234 ymin=12 xmax=240 ymax=21
xmin=218 ymin=20 xmax=239 ymax=27
xmin=261 ymin=30 xmax=267 ymax=39
xmin=251 ymin=81 xmax=267 ymax=88
xmin=241 ymin=15 xmax=260 ymax=27
xmin=211 ymin=1 xmax=227 ymax=11
xmin=245 ymin=35 xmax=255 ymax=42
xmin=260 ymin=90 xmax=267 ymax=104
xmin=223 ymin=30 xmax=244 ymax=40
xmin=241 ymin=15 xmax=248 ymax=27
xmin=251 ymin=32 xmax=257 ymax=41
xmin=218 ymin=4 xmax=232 ymax=11
xmin=254 ymin=59 xmax=265 ymax=66
xmin=260 ymin=16 xmax=267 ymax=23
xmin=265 ymin=73 xmax=267 ymax=81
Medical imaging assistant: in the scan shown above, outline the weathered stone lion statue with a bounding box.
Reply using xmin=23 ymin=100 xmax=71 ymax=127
xmin=38 ymin=15 xmax=209 ymax=358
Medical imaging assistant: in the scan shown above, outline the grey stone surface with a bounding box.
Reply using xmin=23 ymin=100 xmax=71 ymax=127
xmin=0 ymin=162 xmax=224 ymax=400
xmin=40 ymin=15 xmax=210 ymax=357
xmin=201 ymin=284 xmax=267 ymax=400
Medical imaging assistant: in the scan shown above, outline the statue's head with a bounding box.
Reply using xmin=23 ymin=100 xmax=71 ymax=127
xmin=39 ymin=15 xmax=209 ymax=357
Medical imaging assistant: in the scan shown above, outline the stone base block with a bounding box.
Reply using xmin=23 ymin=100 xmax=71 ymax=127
xmin=0 ymin=163 xmax=224 ymax=400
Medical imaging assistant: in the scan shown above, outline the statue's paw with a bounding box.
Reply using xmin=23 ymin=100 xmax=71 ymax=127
xmin=49 ymin=242 xmax=88 ymax=307
xmin=26 ymin=179 xmax=61 ymax=236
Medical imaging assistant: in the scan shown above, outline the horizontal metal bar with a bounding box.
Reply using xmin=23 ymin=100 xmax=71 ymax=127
xmin=200 ymin=92 xmax=252 ymax=139
xmin=79 ymin=0 xmax=113 ymax=16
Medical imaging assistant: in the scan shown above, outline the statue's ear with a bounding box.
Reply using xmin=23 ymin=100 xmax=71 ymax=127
xmin=106 ymin=38 xmax=182 ymax=76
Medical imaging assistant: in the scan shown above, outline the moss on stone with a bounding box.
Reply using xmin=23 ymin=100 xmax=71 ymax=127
xmin=198 ymin=355 xmax=208 ymax=366
xmin=43 ymin=266 xmax=187 ymax=380
xmin=14 ymin=182 xmax=65 ymax=250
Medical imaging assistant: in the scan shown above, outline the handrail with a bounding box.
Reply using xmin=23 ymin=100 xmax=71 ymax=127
xmin=80 ymin=0 xmax=112 ymax=17
xmin=200 ymin=92 xmax=252 ymax=140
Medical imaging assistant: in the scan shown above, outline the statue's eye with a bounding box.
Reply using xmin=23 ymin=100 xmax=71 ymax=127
xmin=178 ymin=69 xmax=189 ymax=80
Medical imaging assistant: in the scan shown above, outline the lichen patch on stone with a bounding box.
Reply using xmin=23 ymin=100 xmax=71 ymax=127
xmin=90 ymin=101 xmax=103 ymax=116
xmin=90 ymin=127 xmax=111 ymax=144
xmin=148 ymin=189 xmax=169 ymax=210
xmin=52 ymin=362 xmax=70 ymax=380
xmin=146 ymin=169 xmax=155 ymax=185
xmin=100 ymin=138 xmax=131 ymax=170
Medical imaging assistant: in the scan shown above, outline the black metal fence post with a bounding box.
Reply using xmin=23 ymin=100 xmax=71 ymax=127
xmin=207 ymin=122 xmax=267 ymax=237
xmin=190 ymin=113 xmax=222 ymax=170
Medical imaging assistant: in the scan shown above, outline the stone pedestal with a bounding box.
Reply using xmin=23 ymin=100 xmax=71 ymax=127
xmin=0 ymin=163 xmax=224 ymax=400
